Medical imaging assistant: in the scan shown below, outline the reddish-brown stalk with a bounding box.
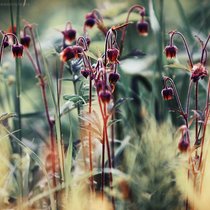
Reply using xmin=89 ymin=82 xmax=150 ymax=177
xmin=169 ymin=31 xmax=194 ymax=68
xmin=119 ymin=4 xmax=145 ymax=55
xmin=25 ymin=25 xmax=57 ymax=188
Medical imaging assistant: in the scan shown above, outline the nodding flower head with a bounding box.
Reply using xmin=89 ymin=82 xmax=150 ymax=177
xmin=85 ymin=14 xmax=96 ymax=28
xmin=99 ymin=90 xmax=112 ymax=103
xmin=164 ymin=45 xmax=178 ymax=59
xmin=62 ymin=28 xmax=76 ymax=44
xmin=12 ymin=43 xmax=23 ymax=58
xmin=178 ymin=132 xmax=190 ymax=153
xmin=161 ymin=86 xmax=174 ymax=100
xmin=3 ymin=36 xmax=9 ymax=48
xmin=60 ymin=46 xmax=75 ymax=62
xmin=107 ymin=48 xmax=119 ymax=63
xmin=20 ymin=35 xmax=31 ymax=48
xmin=109 ymin=72 xmax=120 ymax=84
xmin=73 ymin=46 xmax=83 ymax=59
xmin=81 ymin=69 xmax=91 ymax=78
xmin=95 ymin=80 xmax=103 ymax=92
xmin=136 ymin=20 xmax=149 ymax=36
xmin=191 ymin=63 xmax=208 ymax=82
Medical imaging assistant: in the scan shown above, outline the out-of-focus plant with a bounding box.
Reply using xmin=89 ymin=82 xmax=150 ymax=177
xmin=162 ymin=31 xmax=210 ymax=209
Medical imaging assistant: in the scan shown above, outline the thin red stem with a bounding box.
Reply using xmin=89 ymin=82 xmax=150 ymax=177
xmin=170 ymin=31 xmax=193 ymax=68
xmin=27 ymin=28 xmax=57 ymax=188
xmin=200 ymin=34 xmax=210 ymax=64
xmin=195 ymin=82 xmax=199 ymax=144
xmin=88 ymin=77 xmax=94 ymax=191
xmin=119 ymin=4 xmax=145 ymax=55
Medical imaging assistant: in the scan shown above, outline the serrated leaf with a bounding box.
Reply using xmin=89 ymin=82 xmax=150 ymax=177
xmin=85 ymin=50 xmax=98 ymax=61
xmin=113 ymin=97 xmax=133 ymax=111
xmin=63 ymin=94 xmax=86 ymax=105
xmin=108 ymin=119 xmax=123 ymax=127
xmin=164 ymin=63 xmax=191 ymax=72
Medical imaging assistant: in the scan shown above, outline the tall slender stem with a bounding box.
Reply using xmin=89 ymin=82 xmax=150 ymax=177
xmin=195 ymin=82 xmax=199 ymax=144
xmin=88 ymin=77 xmax=94 ymax=190
xmin=170 ymin=31 xmax=193 ymax=68
xmin=26 ymin=28 xmax=57 ymax=189
xmin=200 ymin=34 xmax=210 ymax=64
xmin=119 ymin=4 xmax=145 ymax=55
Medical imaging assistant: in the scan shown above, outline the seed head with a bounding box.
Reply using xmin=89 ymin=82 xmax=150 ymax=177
xmin=161 ymin=87 xmax=174 ymax=100
xmin=12 ymin=43 xmax=23 ymax=58
xmin=164 ymin=45 xmax=178 ymax=59
xmin=136 ymin=20 xmax=149 ymax=36
xmin=191 ymin=63 xmax=208 ymax=82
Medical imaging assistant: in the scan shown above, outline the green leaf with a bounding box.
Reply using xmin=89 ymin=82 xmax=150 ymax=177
xmin=164 ymin=63 xmax=191 ymax=72
xmin=149 ymin=0 xmax=160 ymax=33
xmin=85 ymin=50 xmax=98 ymax=61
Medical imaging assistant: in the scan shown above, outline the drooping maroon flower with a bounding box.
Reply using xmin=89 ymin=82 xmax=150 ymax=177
xmin=164 ymin=45 xmax=178 ymax=59
xmin=178 ymin=132 xmax=190 ymax=152
xmin=12 ymin=43 xmax=23 ymax=58
xmin=99 ymin=90 xmax=112 ymax=103
xmin=3 ymin=36 xmax=9 ymax=48
xmin=62 ymin=28 xmax=76 ymax=43
xmin=60 ymin=46 xmax=75 ymax=62
xmin=73 ymin=46 xmax=83 ymax=59
xmin=84 ymin=12 xmax=96 ymax=28
xmin=136 ymin=20 xmax=149 ymax=36
xmin=95 ymin=80 xmax=103 ymax=92
xmin=107 ymin=48 xmax=119 ymax=63
xmin=20 ymin=35 xmax=31 ymax=48
xmin=178 ymin=138 xmax=190 ymax=152
xmin=81 ymin=69 xmax=91 ymax=78
xmin=109 ymin=72 xmax=120 ymax=84
xmin=161 ymin=87 xmax=174 ymax=100
xmin=191 ymin=63 xmax=208 ymax=82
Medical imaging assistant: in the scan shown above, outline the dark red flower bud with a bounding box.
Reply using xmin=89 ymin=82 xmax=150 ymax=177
xmin=86 ymin=37 xmax=91 ymax=47
xmin=136 ymin=20 xmax=149 ymax=36
xmin=107 ymin=48 xmax=119 ymax=63
xmin=20 ymin=35 xmax=31 ymax=48
xmin=85 ymin=18 xmax=96 ymax=28
xmin=73 ymin=46 xmax=83 ymax=59
xmin=178 ymin=138 xmax=190 ymax=152
xmin=60 ymin=46 xmax=75 ymax=62
xmin=95 ymin=80 xmax=103 ymax=92
xmin=3 ymin=40 xmax=9 ymax=48
xmin=12 ymin=43 xmax=23 ymax=58
xmin=81 ymin=69 xmax=91 ymax=78
xmin=99 ymin=90 xmax=112 ymax=103
xmin=109 ymin=72 xmax=120 ymax=84
xmin=62 ymin=29 xmax=76 ymax=43
xmin=164 ymin=45 xmax=178 ymax=59
xmin=191 ymin=63 xmax=208 ymax=82
xmin=161 ymin=87 xmax=174 ymax=100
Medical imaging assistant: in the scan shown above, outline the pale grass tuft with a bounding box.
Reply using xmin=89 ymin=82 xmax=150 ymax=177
xmin=0 ymin=124 xmax=12 ymax=205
